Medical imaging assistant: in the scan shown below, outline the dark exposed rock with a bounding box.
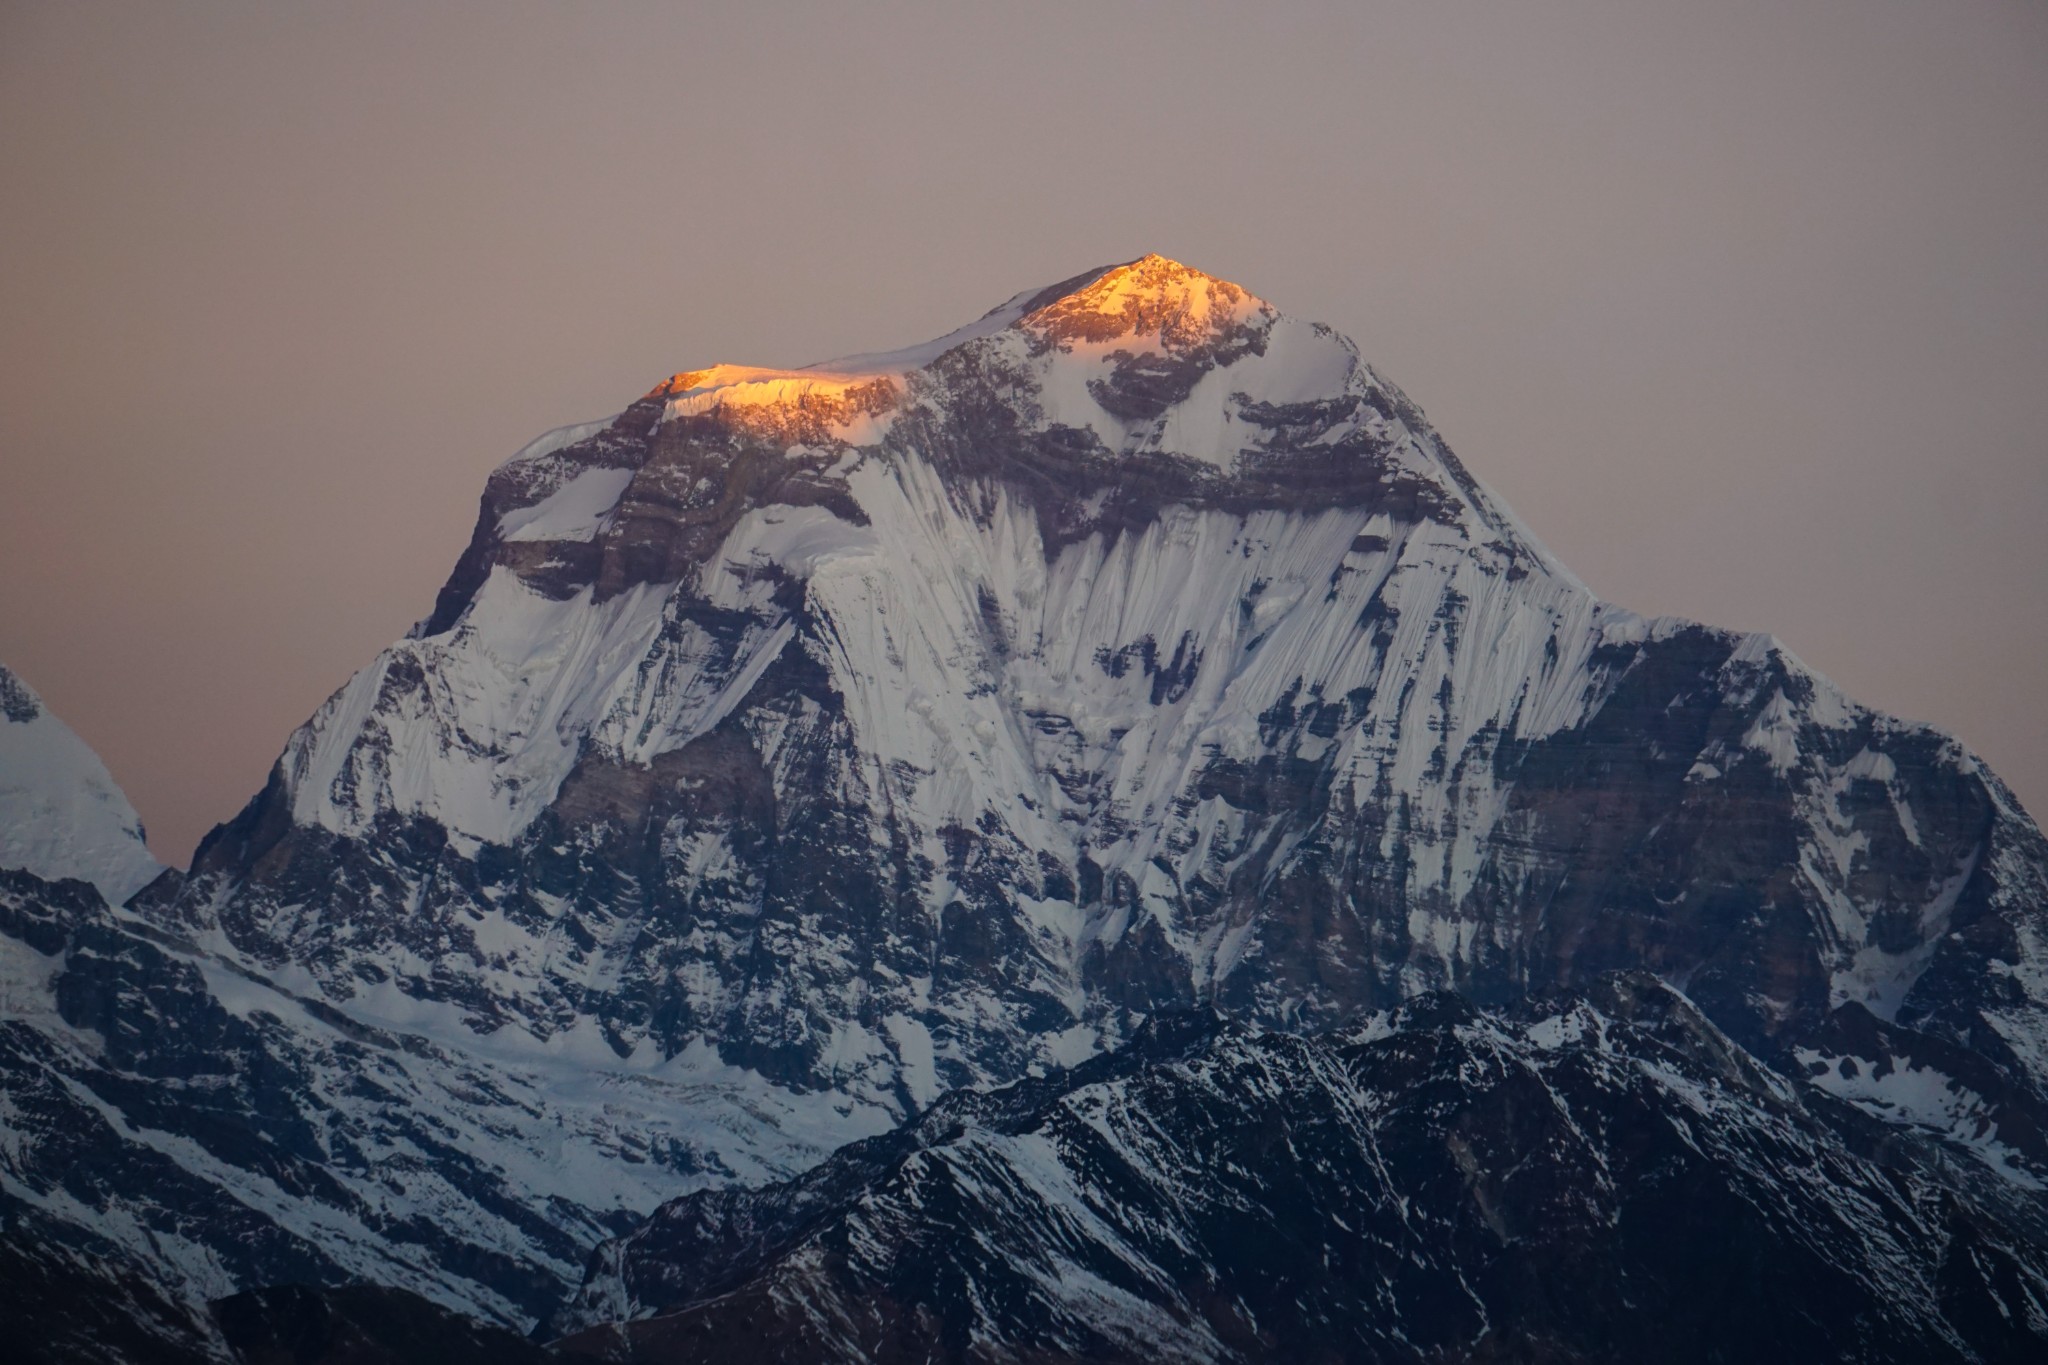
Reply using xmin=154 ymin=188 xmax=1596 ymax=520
xmin=213 ymin=1284 xmax=554 ymax=1365
xmin=0 ymin=1218 xmax=225 ymax=1365
xmin=0 ymin=664 xmax=43 ymax=723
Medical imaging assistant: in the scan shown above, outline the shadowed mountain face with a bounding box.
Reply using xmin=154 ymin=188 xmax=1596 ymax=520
xmin=2 ymin=256 xmax=2044 ymax=1353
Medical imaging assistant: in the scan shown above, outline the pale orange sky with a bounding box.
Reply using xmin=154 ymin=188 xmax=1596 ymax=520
xmin=3 ymin=0 xmax=2044 ymax=862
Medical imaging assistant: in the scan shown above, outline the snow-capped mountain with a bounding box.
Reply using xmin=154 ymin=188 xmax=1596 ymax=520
xmin=5 ymin=255 xmax=2046 ymax=1355
xmin=169 ymin=253 xmax=2048 ymax=1123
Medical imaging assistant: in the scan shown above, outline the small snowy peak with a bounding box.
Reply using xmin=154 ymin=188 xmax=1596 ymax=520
xmin=0 ymin=665 xmax=162 ymax=904
xmin=906 ymin=256 xmax=1500 ymax=516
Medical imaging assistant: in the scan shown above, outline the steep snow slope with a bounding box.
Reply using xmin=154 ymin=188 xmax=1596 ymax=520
xmin=0 ymin=665 xmax=162 ymax=904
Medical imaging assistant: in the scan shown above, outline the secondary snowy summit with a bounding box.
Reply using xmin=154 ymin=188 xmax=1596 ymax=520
xmin=0 ymin=664 xmax=161 ymax=904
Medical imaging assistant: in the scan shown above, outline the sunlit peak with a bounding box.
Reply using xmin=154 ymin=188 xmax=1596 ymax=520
xmin=1025 ymin=253 xmax=1269 ymax=349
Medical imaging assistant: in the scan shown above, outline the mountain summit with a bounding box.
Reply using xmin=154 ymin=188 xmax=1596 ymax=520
xmin=5 ymin=258 xmax=2044 ymax=1353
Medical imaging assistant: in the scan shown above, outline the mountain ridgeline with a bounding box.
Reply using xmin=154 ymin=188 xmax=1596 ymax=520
xmin=2 ymin=256 xmax=2044 ymax=1362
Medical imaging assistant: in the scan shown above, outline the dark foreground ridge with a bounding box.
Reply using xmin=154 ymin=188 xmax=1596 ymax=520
xmin=539 ymin=976 xmax=2048 ymax=1364
xmin=19 ymin=977 xmax=2043 ymax=1364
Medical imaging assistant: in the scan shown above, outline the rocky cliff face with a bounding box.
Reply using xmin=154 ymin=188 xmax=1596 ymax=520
xmin=5 ymin=255 xmax=2045 ymax=1348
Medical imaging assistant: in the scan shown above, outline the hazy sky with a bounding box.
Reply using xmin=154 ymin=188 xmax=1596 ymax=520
xmin=3 ymin=0 xmax=2044 ymax=862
